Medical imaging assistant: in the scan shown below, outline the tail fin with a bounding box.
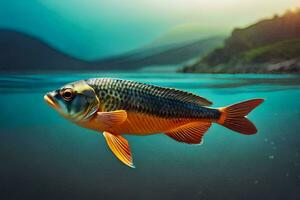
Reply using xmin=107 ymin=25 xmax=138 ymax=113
xmin=217 ymin=99 xmax=264 ymax=135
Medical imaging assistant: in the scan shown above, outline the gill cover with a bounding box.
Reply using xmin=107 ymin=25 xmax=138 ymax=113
xmin=45 ymin=80 xmax=100 ymax=121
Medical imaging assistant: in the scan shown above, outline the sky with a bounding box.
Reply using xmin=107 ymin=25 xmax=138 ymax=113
xmin=0 ymin=0 xmax=299 ymax=60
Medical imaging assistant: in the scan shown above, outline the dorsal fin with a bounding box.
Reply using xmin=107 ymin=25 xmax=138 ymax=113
xmin=112 ymin=79 xmax=212 ymax=106
xmin=165 ymin=122 xmax=212 ymax=144
xmin=159 ymin=87 xmax=213 ymax=106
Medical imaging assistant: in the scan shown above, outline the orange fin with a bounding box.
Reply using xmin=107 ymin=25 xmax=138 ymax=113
xmin=96 ymin=110 xmax=127 ymax=129
xmin=165 ymin=122 xmax=211 ymax=144
xmin=218 ymin=98 xmax=264 ymax=135
xmin=103 ymin=131 xmax=135 ymax=168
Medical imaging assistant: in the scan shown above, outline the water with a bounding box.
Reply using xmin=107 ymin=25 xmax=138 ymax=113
xmin=1 ymin=72 xmax=300 ymax=200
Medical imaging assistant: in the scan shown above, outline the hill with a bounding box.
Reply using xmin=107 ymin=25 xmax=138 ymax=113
xmin=0 ymin=29 xmax=87 ymax=72
xmin=92 ymin=36 xmax=224 ymax=70
xmin=0 ymin=29 xmax=224 ymax=72
xmin=146 ymin=23 xmax=225 ymax=48
xmin=182 ymin=9 xmax=300 ymax=73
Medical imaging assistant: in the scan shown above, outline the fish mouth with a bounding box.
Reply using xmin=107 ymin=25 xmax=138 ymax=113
xmin=44 ymin=93 xmax=59 ymax=110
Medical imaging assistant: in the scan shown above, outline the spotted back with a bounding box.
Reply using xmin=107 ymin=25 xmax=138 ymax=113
xmin=86 ymin=78 xmax=219 ymax=119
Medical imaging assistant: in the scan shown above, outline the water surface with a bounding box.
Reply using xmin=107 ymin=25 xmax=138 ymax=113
xmin=1 ymin=73 xmax=300 ymax=200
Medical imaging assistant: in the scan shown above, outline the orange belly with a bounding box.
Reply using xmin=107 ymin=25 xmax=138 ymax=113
xmin=77 ymin=111 xmax=198 ymax=135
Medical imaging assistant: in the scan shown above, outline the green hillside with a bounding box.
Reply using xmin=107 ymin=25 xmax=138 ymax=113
xmin=182 ymin=9 xmax=300 ymax=73
xmin=238 ymin=39 xmax=300 ymax=64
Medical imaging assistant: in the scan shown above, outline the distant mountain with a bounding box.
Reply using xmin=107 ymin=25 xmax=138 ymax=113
xmin=146 ymin=23 xmax=225 ymax=48
xmin=91 ymin=36 xmax=224 ymax=70
xmin=182 ymin=9 xmax=300 ymax=73
xmin=0 ymin=29 xmax=224 ymax=72
xmin=0 ymin=29 xmax=88 ymax=72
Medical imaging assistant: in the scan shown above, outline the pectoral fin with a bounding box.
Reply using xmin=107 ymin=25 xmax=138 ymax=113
xmin=103 ymin=131 xmax=135 ymax=168
xmin=165 ymin=122 xmax=211 ymax=144
xmin=96 ymin=110 xmax=127 ymax=129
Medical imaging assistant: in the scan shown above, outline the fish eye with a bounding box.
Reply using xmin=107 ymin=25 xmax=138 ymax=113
xmin=60 ymin=88 xmax=74 ymax=101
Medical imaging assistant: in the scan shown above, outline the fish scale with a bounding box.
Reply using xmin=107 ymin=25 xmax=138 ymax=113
xmin=86 ymin=78 xmax=220 ymax=119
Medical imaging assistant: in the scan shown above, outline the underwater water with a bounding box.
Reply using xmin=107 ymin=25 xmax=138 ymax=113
xmin=0 ymin=72 xmax=300 ymax=200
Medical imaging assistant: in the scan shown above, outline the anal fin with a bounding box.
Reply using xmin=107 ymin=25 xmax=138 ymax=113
xmin=165 ymin=122 xmax=211 ymax=144
xmin=103 ymin=131 xmax=135 ymax=168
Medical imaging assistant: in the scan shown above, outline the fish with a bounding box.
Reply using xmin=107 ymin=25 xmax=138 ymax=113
xmin=44 ymin=78 xmax=264 ymax=168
